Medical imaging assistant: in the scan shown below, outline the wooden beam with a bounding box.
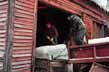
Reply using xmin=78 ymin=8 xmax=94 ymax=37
xmin=40 ymin=0 xmax=105 ymax=22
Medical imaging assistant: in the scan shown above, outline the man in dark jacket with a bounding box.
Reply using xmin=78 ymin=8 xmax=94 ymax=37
xmin=67 ymin=14 xmax=86 ymax=45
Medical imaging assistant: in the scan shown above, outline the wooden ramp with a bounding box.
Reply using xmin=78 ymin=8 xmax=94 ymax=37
xmin=89 ymin=63 xmax=109 ymax=72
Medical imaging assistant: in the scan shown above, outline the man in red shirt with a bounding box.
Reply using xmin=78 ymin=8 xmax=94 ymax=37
xmin=45 ymin=22 xmax=59 ymax=45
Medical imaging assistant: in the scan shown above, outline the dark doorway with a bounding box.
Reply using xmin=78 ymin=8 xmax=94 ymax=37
xmin=37 ymin=2 xmax=71 ymax=47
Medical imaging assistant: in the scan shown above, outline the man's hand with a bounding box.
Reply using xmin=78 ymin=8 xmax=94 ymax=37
xmin=46 ymin=36 xmax=56 ymax=44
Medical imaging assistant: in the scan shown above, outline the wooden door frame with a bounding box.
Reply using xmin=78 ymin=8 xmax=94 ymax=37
xmin=31 ymin=0 xmax=38 ymax=72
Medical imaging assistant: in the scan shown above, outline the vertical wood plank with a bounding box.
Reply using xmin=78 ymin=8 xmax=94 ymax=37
xmin=3 ymin=0 xmax=14 ymax=72
xmin=31 ymin=0 xmax=38 ymax=72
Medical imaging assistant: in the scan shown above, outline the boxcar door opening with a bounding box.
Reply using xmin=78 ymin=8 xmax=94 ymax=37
xmin=35 ymin=1 xmax=90 ymax=72
xmin=36 ymin=2 xmax=72 ymax=47
xmin=35 ymin=1 xmax=74 ymax=72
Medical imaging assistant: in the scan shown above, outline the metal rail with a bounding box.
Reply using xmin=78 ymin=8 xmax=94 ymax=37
xmin=68 ymin=42 xmax=109 ymax=63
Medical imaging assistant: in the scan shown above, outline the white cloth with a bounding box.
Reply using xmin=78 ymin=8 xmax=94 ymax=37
xmin=35 ymin=44 xmax=69 ymax=60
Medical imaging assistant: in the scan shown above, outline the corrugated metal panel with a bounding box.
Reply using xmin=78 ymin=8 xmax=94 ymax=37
xmin=0 ymin=1 xmax=8 ymax=72
xmin=11 ymin=0 xmax=36 ymax=72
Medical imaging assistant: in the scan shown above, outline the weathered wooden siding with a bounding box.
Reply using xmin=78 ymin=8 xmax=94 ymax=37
xmin=11 ymin=0 xmax=36 ymax=72
xmin=0 ymin=1 xmax=8 ymax=72
xmin=0 ymin=0 xmax=37 ymax=72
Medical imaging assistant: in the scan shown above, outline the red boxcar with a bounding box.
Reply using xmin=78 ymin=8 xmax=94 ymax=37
xmin=0 ymin=0 xmax=109 ymax=72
